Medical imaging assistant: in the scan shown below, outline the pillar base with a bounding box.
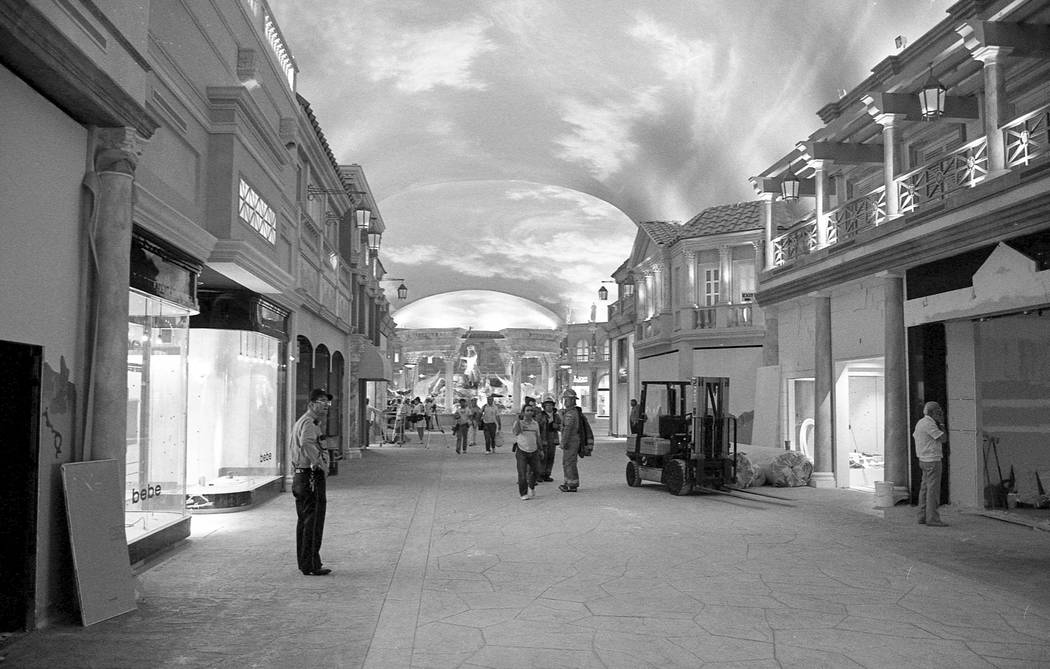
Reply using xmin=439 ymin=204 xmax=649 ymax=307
xmin=809 ymin=471 xmax=837 ymax=488
xmin=893 ymin=484 xmax=910 ymax=504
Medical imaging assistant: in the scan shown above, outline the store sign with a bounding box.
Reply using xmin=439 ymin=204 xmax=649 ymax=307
xmin=741 ymin=292 xmax=755 ymax=302
xmin=573 ymin=375 xmax=589 ymax=384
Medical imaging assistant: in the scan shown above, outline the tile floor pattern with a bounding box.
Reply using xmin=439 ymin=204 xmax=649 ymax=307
xmin=4 ymin=434 xmax=1050 ymax=668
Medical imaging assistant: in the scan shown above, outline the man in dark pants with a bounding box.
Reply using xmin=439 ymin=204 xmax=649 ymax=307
xmin=290 ymin=388 xmax=332 ymax=575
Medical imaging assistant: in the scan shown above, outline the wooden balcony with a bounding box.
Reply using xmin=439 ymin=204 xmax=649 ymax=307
xmin=769 ymin=103 xmax=1050 ymax=271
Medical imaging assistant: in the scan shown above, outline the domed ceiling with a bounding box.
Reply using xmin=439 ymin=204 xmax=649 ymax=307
xmin=392 ymin=290 xmax=562 ymax=330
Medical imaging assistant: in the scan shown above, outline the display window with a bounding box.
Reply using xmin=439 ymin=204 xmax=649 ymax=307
xmin=126 ymin=290 xmax=192 ymax=544
xmin=186 ymin=330 xmax=281 ymax=508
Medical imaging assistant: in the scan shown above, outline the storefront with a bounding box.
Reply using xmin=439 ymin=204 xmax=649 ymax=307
xmin=186 ymin=291 xmax=289 ymax=511
xmin=125 ymin=230 xmax=201 ymax=563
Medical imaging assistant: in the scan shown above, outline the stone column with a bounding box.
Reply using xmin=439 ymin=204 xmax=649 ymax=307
xmin=762 ymin=304 xmax=779 ymax=367
xmin=873 ymin=113 xmax=906 ymax=220
xmin=760 ymin=193 xmax=776 ymax=270
xmin=972 ymin=45 xmax=1010 ymax=177
xmin=718 ymin=245 xmax=732 ymax=304
xmin=444 ymin=357 xmax=455 ymax=410
xmin=511 ymin=354 xmax=522 ymax=407
xmin=882 ymin=275 xmax=909 ymax=500
xmin=685 ymin=251 xmax=698 ymax=307
xmin=810 ymin=159 xmax=830 ymax=247
xmin=88 ymin=128 xmax=143 ymax=478
xmin=811 ymin=294 xmax=835 ymax=487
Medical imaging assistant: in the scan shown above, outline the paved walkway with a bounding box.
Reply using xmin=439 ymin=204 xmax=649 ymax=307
xmin=4 ymin=434 xmax=1050 ymax=668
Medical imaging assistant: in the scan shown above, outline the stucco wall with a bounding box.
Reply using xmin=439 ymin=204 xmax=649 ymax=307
xmin=1 ymin=64 xmax=90 ymax=625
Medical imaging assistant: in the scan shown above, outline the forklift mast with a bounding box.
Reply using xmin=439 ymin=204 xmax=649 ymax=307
xmin=693 ymin=377 xmax=730 ymax=461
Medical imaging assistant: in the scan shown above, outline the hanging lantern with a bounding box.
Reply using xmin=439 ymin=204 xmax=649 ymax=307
xmin=367 ymin=230 xmax=382 ymax=252
xmin=598 ymin=285 xmax=609 ymax=301
xmin=918 ymin=64 xmax=946 ymax=121
xmin=397 ymin=282 xmax=408 ymax=300
xmin=780 ymin=175 xmax=801 ymax=202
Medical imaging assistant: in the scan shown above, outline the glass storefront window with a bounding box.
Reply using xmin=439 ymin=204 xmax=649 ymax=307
xmin=126 ymin=290 xmax=191 ymax=544
xmin=187 ymin=330 xmax=281 ymax=504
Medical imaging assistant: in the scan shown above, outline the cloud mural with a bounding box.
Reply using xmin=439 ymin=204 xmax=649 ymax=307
xmin=269 ymin=0 xmax=954 ymax=322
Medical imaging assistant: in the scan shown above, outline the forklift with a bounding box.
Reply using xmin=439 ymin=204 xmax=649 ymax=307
xmin=625 ymin=377 xmax=737 ymax=495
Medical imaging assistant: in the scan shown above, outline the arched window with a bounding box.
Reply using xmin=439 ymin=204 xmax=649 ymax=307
xmin=330 ymin=352 xmax=345 ymax=440
xmin=315 ymin=345 xmax=331 ymax=434
xmin=575 ymin=340 xmax=589 ymax=362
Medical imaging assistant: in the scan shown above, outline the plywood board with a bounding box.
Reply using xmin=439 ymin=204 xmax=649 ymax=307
xmin=750 ymin=365 xmax=781 ymax=449
xmin=61 ymin=460 xmax=136 ymax=626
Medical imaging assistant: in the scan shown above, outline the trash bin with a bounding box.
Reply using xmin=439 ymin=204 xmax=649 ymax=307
xmin=874 ymin=481 xmax=895 ymax=508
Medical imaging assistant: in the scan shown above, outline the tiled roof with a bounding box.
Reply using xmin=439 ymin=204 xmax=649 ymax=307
xmin=296 ymin=93 xmax=348 ymax=189
xmin=639 ymin=220 xmax=684 ymax=246
xmin=681 ymin=201 xmax=764 ymax=236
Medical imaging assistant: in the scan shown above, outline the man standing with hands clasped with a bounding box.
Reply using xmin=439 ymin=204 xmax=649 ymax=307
xmin=914 ymin=401 xmax=949 ymax=527
xmin=290 ymin=388 xmax=333 ymax=575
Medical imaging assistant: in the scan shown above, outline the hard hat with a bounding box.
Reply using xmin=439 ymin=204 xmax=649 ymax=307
xmin=561 ymin=388 xmax=578 ymax=399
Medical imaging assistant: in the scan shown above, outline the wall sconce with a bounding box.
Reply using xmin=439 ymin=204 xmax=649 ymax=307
xmin=780 ymin=175 xmax=801 ymax=202
xmin=355 ymin=208 xmax=372 ymax=230
xmin=384 ymin=278 xmax=409 ymax=300
xmin=918 ymin=64 xmax=946 ymax=121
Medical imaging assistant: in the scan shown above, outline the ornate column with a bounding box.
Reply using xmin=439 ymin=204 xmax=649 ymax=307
xmin=718 ymin=245 xmax=732 ymax=304
xmin=872 ymin=113 xmax=906 ymax=220
xmin=762 ymin=304 xmax=779 ymax=367
xmin=684 ymin=251 xmax=698 ymax=307
xmin=972 ymin=45 xmax=1011 ymax=177
xmin=88 ymin=128 xmax=144 ymax=474
xmin=882 ymin=275 xmax=909 ymax=500
xmin=656 ymin=262 xmax=671 ymax=314
xmin=811 ymin=293 xmax=836 ymax=487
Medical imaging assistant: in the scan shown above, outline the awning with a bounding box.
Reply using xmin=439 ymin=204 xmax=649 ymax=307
xmin=358 ymin=343 xmax=393 ymax=381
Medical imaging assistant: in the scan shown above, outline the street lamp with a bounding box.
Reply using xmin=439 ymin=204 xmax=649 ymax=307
xmin=918 ymin=63 xmax=946 ymax=121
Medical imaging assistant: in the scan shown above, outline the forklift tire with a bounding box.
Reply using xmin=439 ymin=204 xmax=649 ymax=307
xmin=626 ymin=461 xmax=643 ymax=487
xmin=664 ymin=459 xmax=692 ymax=496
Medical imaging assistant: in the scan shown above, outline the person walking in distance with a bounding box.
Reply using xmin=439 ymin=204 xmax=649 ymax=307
xmin=558 ymin=388 xmax=581 ymax=492
xmin=914 ymin=401 xmax=949 ymax=527
xmin=536 ymin=397 xmax=560 ymax=482
xmin=467 ymin=397 xmax=481 ymax=449
xmin=481 ymin=394 xmax=502 ymax=453
xmin=629 ymin=398 xmax=646 ymax=435
xmin=290 ymin=389 xmax=333 ymax=575
xmin=452 ymin=398 xmax=472 ymax=454
xmin=513 ymin=406 xmax=542 ymax=500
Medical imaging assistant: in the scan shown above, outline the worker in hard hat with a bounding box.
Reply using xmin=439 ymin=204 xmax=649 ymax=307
xmin=558 ymin=388 xmax=581 ymax=492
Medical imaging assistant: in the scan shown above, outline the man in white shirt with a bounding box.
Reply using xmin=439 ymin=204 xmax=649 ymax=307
xmin=913 ymin=401 xmax=948 ymax=527
xmin=481 ymin=395 xmax=502 ymax=453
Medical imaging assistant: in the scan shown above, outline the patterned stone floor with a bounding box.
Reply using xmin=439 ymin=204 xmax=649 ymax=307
xmin=4 ymin=434 xmax=1050 ymax=668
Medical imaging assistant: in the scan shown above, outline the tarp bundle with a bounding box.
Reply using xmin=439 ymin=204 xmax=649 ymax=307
xmin=734 ymin=446 xmax=813 ymax=488
xmin=768 ymin=451 xmax=813 ymax=487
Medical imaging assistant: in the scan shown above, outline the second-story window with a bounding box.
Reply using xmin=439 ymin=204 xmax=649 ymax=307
xmin=702 ymin=267 xmax=720 ymax=306
xmin=238 ymin=178 xmax=276 ymax=244
xmin=575 ymin=340 xmax=589 ymax=362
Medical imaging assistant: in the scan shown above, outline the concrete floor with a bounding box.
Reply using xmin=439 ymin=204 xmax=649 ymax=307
xmin=3 ymin=433 xmax=1050 ymax=668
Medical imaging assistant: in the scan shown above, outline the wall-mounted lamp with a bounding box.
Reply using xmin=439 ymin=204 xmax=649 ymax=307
xmin=918 ymin=64 xmax=946 ymax=121
xmin=355 ymin=208 xmax=372 ymax=230
xmin=780 ymin=175 xmax=801 ymax=202
xmin=597 ymin=280 xmax=616 ymax=301
xmin=367 ymin=230 xmax=382 ymax=252
xmin=383 ymin=278 xmax=409 ymax=301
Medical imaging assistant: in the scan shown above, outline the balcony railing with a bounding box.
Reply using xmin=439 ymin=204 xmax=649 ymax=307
xmin=1004 ymin=102 xmax=1050 ymax=168
xmin=607 ymin=295 xmax=635 ymax=321
xmin=896 ymin=135 xmax=988 ymax=215
xmin=771 ymin=220 xmax=818 ymax=267
xmin=826 ymin=186 xmax=886 ymax=245
xmin=635 ymin=305 xmax=761 ymax=340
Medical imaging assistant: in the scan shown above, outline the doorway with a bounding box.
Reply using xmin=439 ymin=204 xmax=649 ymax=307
xmin=835 ymin=359 xmax=885 ymax=491
xmin=0 ymin=340 xmax=41 ymax=632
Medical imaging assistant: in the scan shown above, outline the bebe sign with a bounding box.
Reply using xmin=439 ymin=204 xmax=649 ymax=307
xmin=129 ymin=484 xmax=162 ymax=504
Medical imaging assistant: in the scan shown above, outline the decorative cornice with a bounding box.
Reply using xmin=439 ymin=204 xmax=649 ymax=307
xmin=206 ymin=86 xmax=288 ymax=169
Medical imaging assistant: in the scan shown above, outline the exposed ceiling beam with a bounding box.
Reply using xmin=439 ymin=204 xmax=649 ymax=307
xmin=863 ymin=91 xmax=980 ymax=123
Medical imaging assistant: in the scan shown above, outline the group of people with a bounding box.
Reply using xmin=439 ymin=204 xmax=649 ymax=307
xmin=508 ymin=389 xmax=593 ymax=500
xmin=365 ymin=396 xmax=441 ymax=446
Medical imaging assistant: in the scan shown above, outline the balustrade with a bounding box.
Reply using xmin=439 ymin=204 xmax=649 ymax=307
xmin=771 ymin=221 xmax=818 ymax=268
xmin=826 ymin=187 xmax=886 ymax=245
xmin=896 ymin=136 xmax=988 ymax=215
xmin=1004 ymin=102 xmax=1050 ymax=168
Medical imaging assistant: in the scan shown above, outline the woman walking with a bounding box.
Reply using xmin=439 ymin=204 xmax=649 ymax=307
xmin=513 ymin=406 xmax=542 ymax=500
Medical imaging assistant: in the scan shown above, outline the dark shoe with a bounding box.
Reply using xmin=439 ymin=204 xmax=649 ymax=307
xmin=926 ymin=521 xmax=949 ymax=527
xmin=558 ymin=484 xmax=577 ymax=493
xmin=303 ymin=568 xmax=332 ymax=576
xmin=543 ymin=476 xmax=555 ymax=482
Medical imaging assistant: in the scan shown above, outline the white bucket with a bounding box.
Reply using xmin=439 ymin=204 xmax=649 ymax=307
xmin=873 ymin=481 xmax=895 ymax=508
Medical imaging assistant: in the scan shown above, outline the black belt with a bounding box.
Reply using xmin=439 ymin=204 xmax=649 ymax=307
xmin=294 ymin=468 xmax=314 ymax=473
